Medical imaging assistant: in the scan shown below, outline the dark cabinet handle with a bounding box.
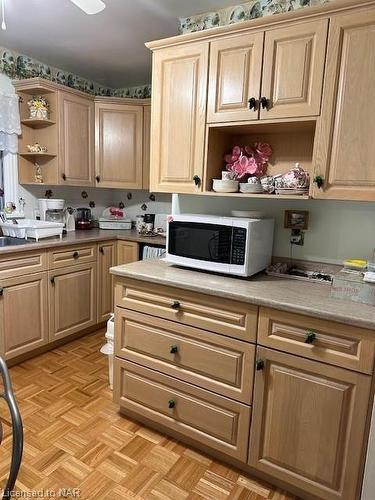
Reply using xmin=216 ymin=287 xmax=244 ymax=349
xmin=99 ymin=247 xmax=104 ymax=254
xmin=256 ymin=359 xmax=264 ymax=371
xmin=50 ymin=277 xmax=55 ymax=284
xmin=193 ymin=175 xmax=201 ymax=187
xmin=313 ymin=175 xmax=324 ymax=189
xmin=170 ymin=345 xmax=178 ymax=354
xmin=96 ymin=175 xmax=100 ymax=183
xmin=305 ymin=331 xmax=316 ymax=344
xmin=168 ymin=400 xmax=175 ymax=409
xmin=73 ymin=251 xmax=79 ymax=259
xmin=171 ymin=300 xmax=180 ymax=310
xmin=0 ymin=287 xmax=3 ymax=296
xmin=248 ymin=97 xmax=257 ymax=110
xmin=260 ymin=97 xmax=269 ymax=110
xmin=61 ymin=173 xmax=66 ymax=181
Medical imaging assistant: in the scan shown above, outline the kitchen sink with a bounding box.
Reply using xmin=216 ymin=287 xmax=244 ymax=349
xmin=0 ymin=236 xmax=34 ymax=247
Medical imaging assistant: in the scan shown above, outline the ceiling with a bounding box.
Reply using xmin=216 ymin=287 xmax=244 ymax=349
xmin=0 ymin=0 xmax=233 ymax=88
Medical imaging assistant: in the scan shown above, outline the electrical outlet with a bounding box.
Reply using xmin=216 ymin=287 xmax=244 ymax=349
xmin=290 ymin=229 xmax=304 ymax=246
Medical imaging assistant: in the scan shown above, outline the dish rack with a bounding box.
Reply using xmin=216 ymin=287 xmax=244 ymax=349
xmin=0 ymin=219 xmax=64 ymax=241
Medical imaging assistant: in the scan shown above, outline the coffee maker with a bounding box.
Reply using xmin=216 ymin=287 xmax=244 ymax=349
xmin=75 ymin=208 xmax=93 ymax=230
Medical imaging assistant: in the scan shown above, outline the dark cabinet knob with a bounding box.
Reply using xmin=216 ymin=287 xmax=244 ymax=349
xmin=168 ymin=400 xmax=175 ymax=409
xmin=61 ymin=173 xmax=66 ymax=181
xmin=260 ymin=97 xmax=269 ymax=110
xmin=305 ymin=331 xmax=316 ymax=344
xmin=170 ymin=345 xmax=178 ymax=354
xmin=0 ymin=287 xmax=4 ymax=296
xmin=248 ymin=97 xmax=257 ymax=110
xmin=50 ymin=277 xmax=55 ymax=284
xmin=171 ymin=300 xmax=180 ymax=310
xmin=256 ymin=359 xmax=264 ymax=371
xmin=193 ymin=175 xmax=201 ymax=187
xmin=96 ymin=175 xmax=100 ymax=183
xmin=313 ymin=175 xmax=324 ymax=189
xmin=99 ymin=247 xmax=104 ymax=254
xmin=73 ymin=251 xmax=79 ymax=259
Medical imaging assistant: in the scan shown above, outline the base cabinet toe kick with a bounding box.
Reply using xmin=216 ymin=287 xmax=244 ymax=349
xmin=113 ymin=277 xmax=375 ymax=500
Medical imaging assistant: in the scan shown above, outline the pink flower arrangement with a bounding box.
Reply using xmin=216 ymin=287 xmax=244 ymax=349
xmin=224 ymin=143 xmax=272 ymax=180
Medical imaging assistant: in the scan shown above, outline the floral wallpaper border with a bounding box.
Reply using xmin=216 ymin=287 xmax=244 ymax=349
xmin=178 ymin=0 xmax=329 ymax=34
xmin=0 ymin=46 xmax=151 ymax=99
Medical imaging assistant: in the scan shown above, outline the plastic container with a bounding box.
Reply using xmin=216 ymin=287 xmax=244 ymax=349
xmin=98 ymin=218 xmax=132 ymax=230
xmin=100 ymin=314 xmax=114 ymax=389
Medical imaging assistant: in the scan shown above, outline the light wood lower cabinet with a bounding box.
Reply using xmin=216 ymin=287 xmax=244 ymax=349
xmin=249 ymin=347 xmax=371 ymax=500
xmin=0 ymin=273 xmax=49 ymax=359
xmin=97 ymin=241 xmax=116 ymax=322
xmin=48 ymin=262 xmax=97 ymax=341
xmin=116 ymin=241 xmax=139 ymax=265
xmin=114 ymin=358 xmax=251 ymax=461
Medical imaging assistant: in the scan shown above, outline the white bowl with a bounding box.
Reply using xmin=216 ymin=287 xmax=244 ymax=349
xmin=239 ymin=183 xmax=263 ymax=193
xmin=212 ymin=179 xmax=239 ymax=193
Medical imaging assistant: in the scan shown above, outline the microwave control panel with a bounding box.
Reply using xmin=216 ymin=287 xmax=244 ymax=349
xmin=231 ymin=228 xmax=246 ymax=265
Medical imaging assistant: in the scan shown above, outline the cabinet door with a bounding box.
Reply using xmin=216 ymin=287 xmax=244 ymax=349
xmin=59 ymin=92 xmax=95 ymax=186
xmin=97 ymin=241 xmax=116 ymax=323
xmin=95 ymin=103 xmax=143 ymax=189
xmin=207 ymin=32 xmax=263 ymax=123
xmin=117 ymin=241 xmax=138 ymax=265
xmin=249 ymin=347 xmax=371 ymax=500
xmin=0 ymin=273 xmax=48 ymax=360
xmin=150 ymin=42 xmax=209 ymax=193
xmin=49 ymin=263 xmax=97 ymax=341
xmin=261 ymin=20 xmax=328 ymax=120
xmin=313 ymin=10 xmax=375 ymax=200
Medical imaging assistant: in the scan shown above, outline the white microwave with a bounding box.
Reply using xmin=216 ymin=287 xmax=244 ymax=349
xmin=166 ymin=214 xmax=274 ymax=277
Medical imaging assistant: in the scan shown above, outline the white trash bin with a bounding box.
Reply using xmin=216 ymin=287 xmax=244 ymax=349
xmin=100 ymin=314 xmax=114 ymax=389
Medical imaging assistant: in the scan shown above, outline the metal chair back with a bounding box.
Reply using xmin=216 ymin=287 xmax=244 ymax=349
xmin=0 ymin=357 xmax=23 ymax=500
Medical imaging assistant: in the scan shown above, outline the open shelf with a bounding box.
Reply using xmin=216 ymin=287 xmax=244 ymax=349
xmin=21 ymin=118 xmax=56 ymax=128
xmin=19 ymin=152 xmax=56 ymax=158
xmin=204 ymin=120 xmax=316 ymax=196
xmin=199 ymin=191 xmax=310 ymax=200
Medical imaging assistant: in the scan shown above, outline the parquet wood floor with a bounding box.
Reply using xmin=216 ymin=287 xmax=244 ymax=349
xmin=0 ymin=330 xmax=297 ymax=500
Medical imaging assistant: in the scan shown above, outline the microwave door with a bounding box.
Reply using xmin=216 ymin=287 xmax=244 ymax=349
xmin=168 ymin=221 xmax=233 ymax=265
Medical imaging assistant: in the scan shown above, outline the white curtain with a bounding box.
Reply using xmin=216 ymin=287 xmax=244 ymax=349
xmin=0 ymin=93 xmax=21 ymax=153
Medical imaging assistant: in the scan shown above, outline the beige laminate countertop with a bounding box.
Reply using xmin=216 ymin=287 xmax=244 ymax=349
xmin=110 ymin=259 xmax=375 ymax=331
xmin=0 ymin=229 xmax=166 ymax=255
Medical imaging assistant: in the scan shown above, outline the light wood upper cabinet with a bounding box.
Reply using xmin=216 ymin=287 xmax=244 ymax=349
xmin=59 ymin=91 xmax=95 ymax=186
xmin=261 ymin=19 xmax=328 ymax=119
xmin=313 ymin=10 xmax=375 ymax=200
xmin=0 ymin=273 xmax=49 ymax=360
xmin=249 ymin=347 xmax=371 ymax=500
xmin=95 ymin=102 xmax=143 ymax=189
xmin=207 ymin=32 xmax=263 ymax=123
xmin=97 ymin=241 xmax=116 ymax=323
xmin=142 ymin=105 xmax=151 ymax=189
xmin=150 ymin=42 xmax=209 ymax=193
xmin=49 ymin=262 xmax=97 ymax=341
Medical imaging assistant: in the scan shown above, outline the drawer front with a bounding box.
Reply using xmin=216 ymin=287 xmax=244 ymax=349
xmin=0 ymin=251 xmax=47 ymax=279
xmin=115 ymin=278 xmax=257 ymax=342
xmin=258 ymin=307 xmax=375 ymax=374
xmin=115 ymin=308 xmax=254 ymax=403
xmin=49 ymin=244 xmax=97 ymax=269
xmin=114 ymin=358 xmax=251 ymax=461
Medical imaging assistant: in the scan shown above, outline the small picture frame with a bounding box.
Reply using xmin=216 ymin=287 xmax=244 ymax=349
xmin=284 ymin=210 xmax=309 ymax=230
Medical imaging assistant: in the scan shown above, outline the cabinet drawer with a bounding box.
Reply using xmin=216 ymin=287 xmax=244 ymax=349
xmin=115 ymin=278 xmax=257 ymax=342
xmin=49 ymin=244 xmax=97 ymax=269
xmin=258 ymin=307 xmax=375 ymax=374
xmin=114 ymin=358 xmax=251 ymax=461
xmin=0 ymin=251 xmax=47 ymax=279
xmin=115 ymin=308 xmax=254 ymax=403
